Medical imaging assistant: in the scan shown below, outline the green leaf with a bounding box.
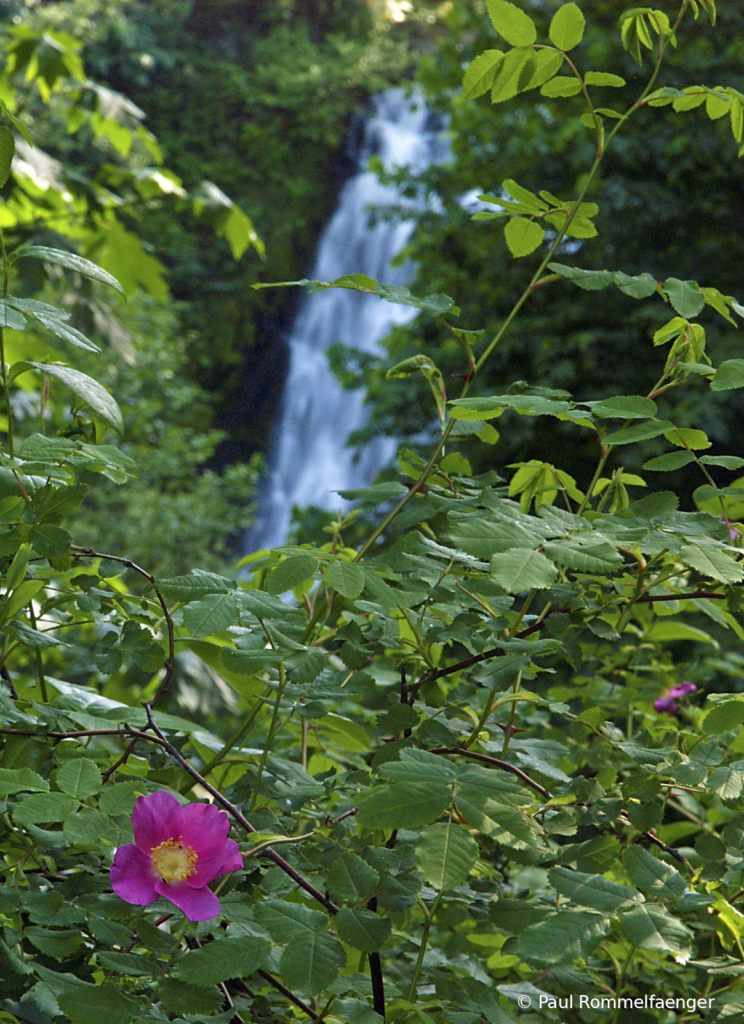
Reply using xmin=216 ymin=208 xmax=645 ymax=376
xmin=0 ymin=767 xmax=49 ymax=796
xmin=702 ymin=700 xmax=744 ymax=735
xmin=548 ymin=263 xmax=616 ymax=290
xmin=549 ymin=3 xmax=585 ymax=51
xmin=173 ymin=935 xmax=271 ymax=986
xmin=336 ymin=907 xmax=391 ymax=952
xmin=486 ymin=0 xmax=537 ymax=45
xmin=623 ymin=846 xmax=687 ymax=898
xmin=502 ymin=179 xmax=549 ymax=214
xmin=158 ymin=570 xmax=235 ymax=602
xmin=663 ymin=278 xmax=705 ymax=318
xmin=158 ymin=978 xmax=224 ymax=1017
xmin=587 ymin=396 xmax=657 ymax=419
xmin=490 ymin=47 xmax=533 ymax=105
xmin=542 ymin=538 xmax=622 ymax=572
xmin=504 ymin=217 xmax=544 ymax=257
xmin=57 ymin=984 xmax=140 ymax=1024
xmin=0 ymin=126 xmax=15 ymax=189
xmin=182 ymin=592 xmax=243 ymax=635
xmin=0 ymin=578 xmax=46 ymax=623
xmin=12 ymin=791 xmax=79 ymax=825
xmin=280 ymin=932 xmax=346 ymax=996
xmin=663 ymin=426 xmax=711 ymax=450
xmin=254 ymin=899 xmax=328 ymax=941
xmin=415 ymin=822 xmax=479 ymax=889
xmin=549 ymin=867 xmax=642 ymax=912
xmin=516 ymin=910 xmax=610 ymax=966
xmin=681 ymin=544 xmax=744 ymax=584
xmin=462 ymin=49 xmax=504 ymax=100
xmin=540 ymin=76 xmax=583 ymax=98
xmin=63 ymin=808 xmax=112 ymax=846
xmin=267 ymin=554 xmax=319 ymax=595
xmin=643 ymin=451 xmax=697 ymax=472
xmin=326 ymin=559 xmax=365 ymax=599
xmin=13 ymin=246 xmax=125 ymax=296
xmin=604 ymin=420 xmax=674 ymax=445
xmin=357 ymin=782 xmax=451 ymax=830
xmin=11 ymin=362 xmax=123 ymax=434
xmin=327 ymin=852 xmax=380 ymax=904
xmin=619 ymin=905 xmax=692 ymax=958
xmin=585 ymin=72 xmax=626 ymax=87
xmin=56 ymin=758 xmax=102 ymax=799
xmin=491 ymin=548 xmax=558 ymax=592
xmin=711 ymin=360 xmax=744 ymax=392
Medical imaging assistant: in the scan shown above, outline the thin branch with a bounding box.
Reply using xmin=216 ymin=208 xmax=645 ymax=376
xmin=367 ymin=896 xmax=386 ymax=1019
xmin=71 ymin=547 xmax=175 ymax=707
xmin=258 ymin=969 xmax=320 ymax=1020
xmin=435 ymin=746 xmax=550 ymax=799
xmin=141 ymin=706 xmax=340 ymax=915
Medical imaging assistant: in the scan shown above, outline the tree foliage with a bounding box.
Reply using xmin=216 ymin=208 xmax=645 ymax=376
xmin=5 ymin=2 xmax=744 ymax=1024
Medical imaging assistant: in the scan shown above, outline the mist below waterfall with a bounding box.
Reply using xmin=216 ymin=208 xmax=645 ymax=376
xmin=247 ymin=90 xmax=447 ymax=552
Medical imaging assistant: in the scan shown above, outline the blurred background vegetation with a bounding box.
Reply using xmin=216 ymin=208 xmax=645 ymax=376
xmin=0 ymin=0 xmax=742 ymax=572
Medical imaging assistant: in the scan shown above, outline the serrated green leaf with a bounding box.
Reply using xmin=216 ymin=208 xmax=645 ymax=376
xmin=643 ymin=451 xmax=697 ymax=472
xmin=549 ymin=3 xmax=585 ymax=50
xmin=587 ymin=396 xmax=657 ymax=419
xmin=280 ymin=932 xmax=346 ymax=996
xmin=12 ymin=791 xmax=79 ymax=824
xmin=604 ymin=420 xmax=674 ymax=445
xmin=13 ymin=246 xmax=125 ymax=296
xmin=502 ymin=179 xmax=548 ymax=214
xmin=623 ymin=847 xmax=687 ymax=898
xmin=267 ymin=554 xmax=319 ymax=594
xmin=711 ymin=360 xmax=744 ymax=392
xmin=56 ymin=758 xmax=102 ymax=799
xmin=357 ymin=781 xmax=451 ymax=830
xmin=12 ymin=362 xmax=123 ymax=434
xmin=0 ymin=126 xmax=15 ymax=189
xmin=681 ymin=544 xmax=744 ymax=584
xmin=57 ymin=984 xmax=139 ymax=1024
xmin=542 ymin=538 xmax=622 ymax=572
xmin=173 ymin=935 xmax=271 ymax=986
xmin=540 ymin=76 xmax=583 ymax=98
xmin=336 ymin=907 xmax=391 ymax=952
xmin=516 ymin=910 xmax=609 ymax=966
xmin=491 ymin=548 xmax=558 ymax=592
xmin=663 ymin=427 xmax=710 ymax=450
xmin=63 ymin=808 xmax=112 ymax=846
xmin=549 ymin=867 xmax=642 ymax=912
xmin=328 ymin=852 xmax=380 ymax=904
xmin=255 ymin=899 xmax=327 ymax=941
xmin=182 ymin=592 xmax=243 ymax=635
xmin=504 ymin=217 xmax=544 ymax=257
xmin=158 ymin=977 xmax=224 ymax=1017
xmin=0 ymin=767 xmax=49 ymax=796
xmin=486 ymin=0 xmax=537 ymax=45
xmin=619 ymin=905 xmax=692 ymax=957
xmin=490 ymin=47 xmax=533 ymax=105
xmin=462 ymin=49 xmax=504 ymax=100
xmin=326 ymin=559 xmax=365 ymax=599
xmin=702 ymin=700 xmax=744 ymax=735
xmin=663 ymin=278 xmax=705 ymax=318
xmin=415 ymin=822 xmax=479 ymax=889
xmin=585 ymin=72 xmax=626 ymax=87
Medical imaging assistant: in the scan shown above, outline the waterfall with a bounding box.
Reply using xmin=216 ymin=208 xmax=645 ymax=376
xmin=247 ymin=89 xmax=447 ymax=553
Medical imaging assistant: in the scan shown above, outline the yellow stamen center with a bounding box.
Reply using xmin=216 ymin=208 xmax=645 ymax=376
xmin=151 ymin=838 xmax=198 ymax=883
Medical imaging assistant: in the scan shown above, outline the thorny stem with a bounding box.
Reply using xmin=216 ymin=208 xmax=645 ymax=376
xmin=141 ymin=706 xmax=340 ymax=915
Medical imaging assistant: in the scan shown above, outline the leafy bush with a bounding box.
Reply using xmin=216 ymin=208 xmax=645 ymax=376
xmin=5 ymin=3 xmax=744 ymax=1023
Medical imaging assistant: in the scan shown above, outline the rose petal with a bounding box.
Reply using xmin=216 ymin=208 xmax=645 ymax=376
xmin=176 ymin=802 xmax=231 ymax=860
xmin=188 ymin=838 xmax=243 ymax=888
xmin=654 ymin=696 xmax=678 ymax=716
xmin=111 ymin=844 xmax=158 ymax=905
xmin=132 ymin=791 xmax=182 ymax=852
xmin=155 ymin=878 xmax=221 ymax=921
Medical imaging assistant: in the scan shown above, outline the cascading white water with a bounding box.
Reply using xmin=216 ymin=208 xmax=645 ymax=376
xmin=247 ymin=89 xmax=447 ymax=552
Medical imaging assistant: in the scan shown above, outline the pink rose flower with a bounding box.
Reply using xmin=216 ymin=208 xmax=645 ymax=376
xmin=654 ymin=681 xmax=697 ymax=717
xmin=110 ymin=791 xmax=243 ymax=921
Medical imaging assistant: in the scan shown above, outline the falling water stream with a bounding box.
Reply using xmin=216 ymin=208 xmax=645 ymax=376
xmin=247 ymin=90 xmax=447 ymax=552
